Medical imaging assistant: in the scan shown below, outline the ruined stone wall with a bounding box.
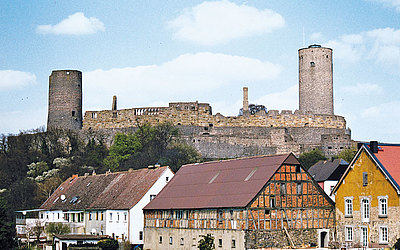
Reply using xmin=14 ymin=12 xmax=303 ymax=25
xmin=83 ymin=106 xmax=346 ymax=130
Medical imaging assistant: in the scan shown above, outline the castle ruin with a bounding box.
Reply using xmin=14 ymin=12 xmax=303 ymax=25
xmin=47 ymin=45 xmax=352 ymax=159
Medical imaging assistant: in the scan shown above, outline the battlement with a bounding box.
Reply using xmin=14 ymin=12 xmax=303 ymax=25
xmin=83 ymin=102 xmax=346 ymax=130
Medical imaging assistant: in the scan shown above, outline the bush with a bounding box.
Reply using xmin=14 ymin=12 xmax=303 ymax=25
xmin=97 ymin=239 xmax=119 ymax=250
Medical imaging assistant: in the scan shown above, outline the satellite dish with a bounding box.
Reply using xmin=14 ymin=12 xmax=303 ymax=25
xmin=60 ymin=194 xmax=66 ymax=201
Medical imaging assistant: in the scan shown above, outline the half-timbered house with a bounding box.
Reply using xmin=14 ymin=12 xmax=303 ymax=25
xmin=143 ymin=154 xmax=335 ymax=249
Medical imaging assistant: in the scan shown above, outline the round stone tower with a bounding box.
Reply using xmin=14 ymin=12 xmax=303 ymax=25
xmin=47 ymin=70 xmax=83 ymax=130
xmin=298 ymin=45 xmax=333 ymax=115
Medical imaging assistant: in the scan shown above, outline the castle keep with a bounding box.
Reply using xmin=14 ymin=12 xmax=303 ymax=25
xmin=47 ymin=45 xmax=352 ymax=158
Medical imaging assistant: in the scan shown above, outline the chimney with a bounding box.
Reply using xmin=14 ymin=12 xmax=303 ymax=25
xmin=370 ymin=141 xmax=378 ymax=153
xmin=243 ymin=87 xmax=249 ymax=116
xmin=92 ymin=170 xmax=96 ymax=176
xmin=72 ymin=174 xmax=78 ymax=179
xmin=112 ymin=95 xmax=117 ymax=111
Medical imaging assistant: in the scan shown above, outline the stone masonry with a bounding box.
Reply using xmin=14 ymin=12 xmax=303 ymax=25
xmin=48 ymin=45 xmax=352 ymax=159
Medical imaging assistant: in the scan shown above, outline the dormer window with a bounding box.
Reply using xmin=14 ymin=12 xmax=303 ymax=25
xmin=310 ymin=61 xmax=315 ymax=67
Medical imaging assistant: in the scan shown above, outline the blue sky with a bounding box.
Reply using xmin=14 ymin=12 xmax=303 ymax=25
xmin=1 ymin=0 xmax=400 ymax=142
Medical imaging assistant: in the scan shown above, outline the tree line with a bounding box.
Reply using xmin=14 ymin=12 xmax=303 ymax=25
xmin=0 ymin=122 xmax=201 ymax=248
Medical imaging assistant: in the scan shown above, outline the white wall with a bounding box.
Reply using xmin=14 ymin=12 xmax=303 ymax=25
xmin=324 ymin=180 xmax=338 ymax=201
xmin=105 ymin=209 xmax=129 ymax=240
xmin=129 ymin=167 xmax=174 ymax=244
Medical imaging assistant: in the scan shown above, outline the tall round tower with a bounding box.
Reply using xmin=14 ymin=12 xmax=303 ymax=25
xmin=298 ymin=45 xmax=333 ymax=115
xmin=47 ymin=70 xmax=83 ymax=130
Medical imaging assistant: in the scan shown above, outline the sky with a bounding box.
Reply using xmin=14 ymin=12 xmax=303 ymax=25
xmin=1 ymin=0 xmax=400 ymax=143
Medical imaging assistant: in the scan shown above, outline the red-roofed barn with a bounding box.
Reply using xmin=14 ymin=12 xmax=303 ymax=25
xmin=143 ymin=153 xmax=335 ymax=249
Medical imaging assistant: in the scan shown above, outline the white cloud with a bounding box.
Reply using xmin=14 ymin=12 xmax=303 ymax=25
xmin=326 ymin=35 xmax=365 ymax=63
xmin=168 ymin=0 xmax=285 ymax=45
xmin=372 ymin=0 xmax=400 ymax=11
xmin=36 ymin=12 xmax=105 ymax=35
xmin=0 ymin=70 xmax=36 ymax=90
xmin=355 ymin=101 xmax=400 ymax=142
xmin=253 ymin=84 xmax=298 ymax=111
xmin=326 ymin=28 xmax=400 ymax=66
xmin=310 ymin=32 xmax=324 ymax=42
xmin=84 ymin=52 xmax=282 ymax=112
xmin=341 ymin=83 xmax=383 ymax=95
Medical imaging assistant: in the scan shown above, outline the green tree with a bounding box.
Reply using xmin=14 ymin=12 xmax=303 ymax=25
xmin=198 ymin=234 xmax=215 ymax=250
xmin=299 ymin=148 xmax=326 ymax=169
xmin=336 ymin=147 xmax=357 ymax=163
xmin=162 ymin=143 xmax=202 ymax=172
xmin=104 ymin=133 xmax=141 ymax=171
xmin=45 ymin=222 xmax=70 ymax=236
xmin=0 ymin=196 xmax=15 ymax=249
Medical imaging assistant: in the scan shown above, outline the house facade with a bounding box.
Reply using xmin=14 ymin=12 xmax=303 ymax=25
xmin=308 ymin=158 xmax=348 ymax=201
xmin=332 ymin=142 xmax=400 ymax=248
xmin=24 ymin=166 xmax=174 ymax=246
xmin=143 ymin=154 xmax=335 ymax=249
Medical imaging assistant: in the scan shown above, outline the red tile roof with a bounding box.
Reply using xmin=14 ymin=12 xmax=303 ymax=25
xmin=144 ymin=154 xmax=299 ymax=210
xmin=372 ymin=145 xmax=400 ymax=190
xmin=40 ymin=167 xmax=170 ymax=210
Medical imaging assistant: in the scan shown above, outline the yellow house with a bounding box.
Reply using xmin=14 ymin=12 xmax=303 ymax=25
xmin=332 ymin=141 xmax=400 ymax=248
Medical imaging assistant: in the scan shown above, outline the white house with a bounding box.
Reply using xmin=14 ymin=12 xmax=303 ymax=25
xmin=36 ymin=166 xmax=174 ymax=246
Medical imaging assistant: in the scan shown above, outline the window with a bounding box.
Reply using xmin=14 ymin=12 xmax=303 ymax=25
xmin=124 ymin=212 xmax=127 ymax=221
xmin=344 ymin=198 xmax=353 ymax=217
xmin=218 ymin=210 xmax=223 ymax=224
xmin=139 ymin=231 xmax=143 ymax=240
xmin=218 ymin=239 xmax=222 ymax=247
xmin=89 ymin=213 xmax=92 ymax=220
xmin=169 ymin=237 xmax=173 ymax=245
xmin=96 ymin=211 xmax=99 ymax=220
xmin=176 ymin=210 xmax=183 ymax=219
xmin=380 ymin=226 xmax=388 ymax=244
xmin=166 ymin=176 xmax=169 ymax=182
xmin=361 ymin=199 xmax=370 ymax=222
xmin=159 ymin=236 xmax=163 ymax=244
xmin=296 ymin=183 xmax=302 ymax=195
xmin=270 ymin=196 xmax=276 ymax=208
xmin=109 ymin=212 xmax=113 ymax=221
xmin=232 ymin=239 xmax=236 ymax=248
xmin=363 ymin=172 xmax=368 ymax=186
xmin=361 ymin=227 xmax=368 ymax=246
xmin=295 ymin=165 xmax=301 ymax=173
xmin=280 ymin=183 xmax=286 ymax=194
xmin=345 ymin=226 xmax=353 ymax=241
xmin=379 ymin=197 xmax=388 ymax=217
xmin=72 ymin=110 xmax=75 ymax=117
xmin=101 ymin=212 xmax=104 ymax=221
xmin=150 ymin=194 xmax=156 ymax=201
xmin=180 ymin=237 xmax=184 ymax=245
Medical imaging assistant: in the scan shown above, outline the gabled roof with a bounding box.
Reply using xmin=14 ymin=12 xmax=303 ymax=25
xmin=41 ymin=166 xmax=170 ymax=210
xmin=144 ymin=153 xmax=300 ymax=210
xmin=308 ymin=158 xmax=348 ymax=182
xmin=332 ymin=143 xmax=400 ymax=194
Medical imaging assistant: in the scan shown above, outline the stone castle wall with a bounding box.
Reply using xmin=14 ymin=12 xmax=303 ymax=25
xmin=81 ymin=102 xmax=350 ymax=158
xmin=83 ymin=102 xmax=346 ymax=130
